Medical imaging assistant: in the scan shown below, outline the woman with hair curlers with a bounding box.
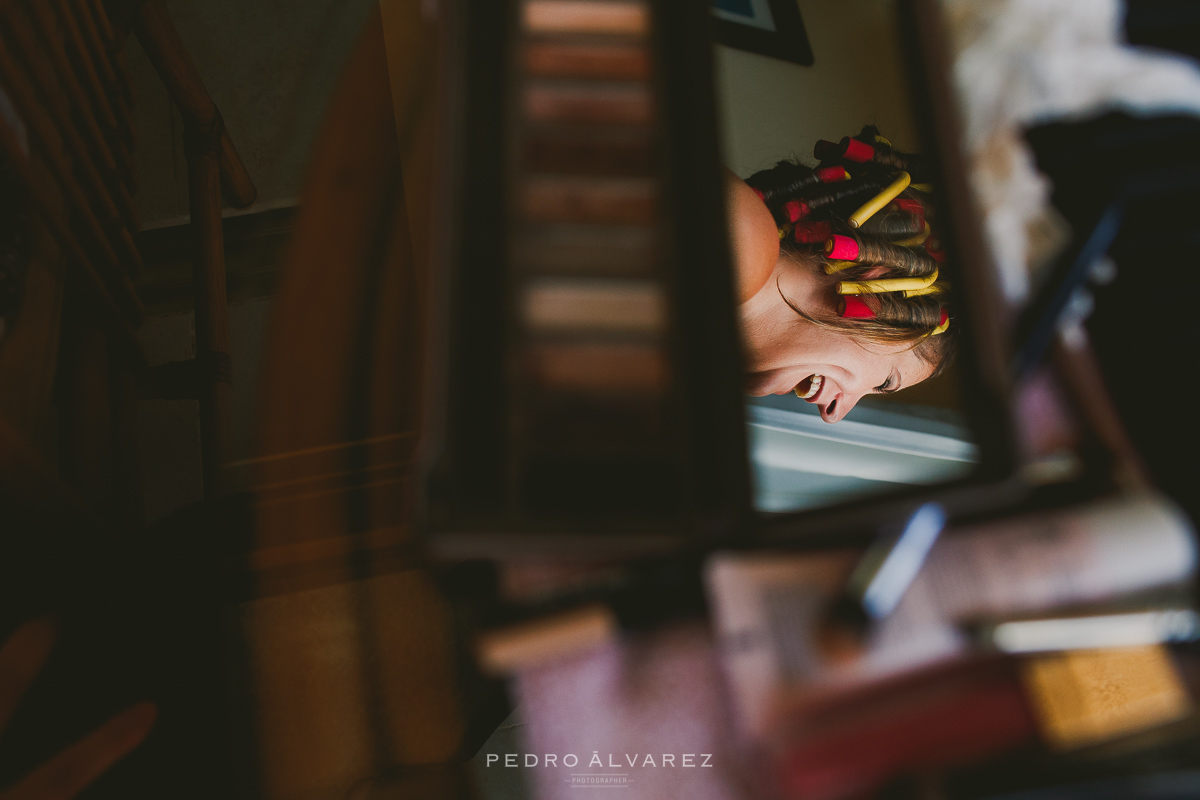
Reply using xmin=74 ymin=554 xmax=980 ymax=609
xmin=725 ymin=126 xmax=957 ymax=423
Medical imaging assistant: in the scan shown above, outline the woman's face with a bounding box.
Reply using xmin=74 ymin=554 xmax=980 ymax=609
xmin=739 ymin=253 xmax=935 ymax=423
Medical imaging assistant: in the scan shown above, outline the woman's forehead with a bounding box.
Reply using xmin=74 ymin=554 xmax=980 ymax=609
xmin=897 ymin=348 xmax=937 ymax=385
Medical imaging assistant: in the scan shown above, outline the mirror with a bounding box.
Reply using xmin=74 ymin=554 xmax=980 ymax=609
xmin=712 ymin=1 xmax=984 ymax=514
xmin=424 ymin=0 xmax=1014 ymax=549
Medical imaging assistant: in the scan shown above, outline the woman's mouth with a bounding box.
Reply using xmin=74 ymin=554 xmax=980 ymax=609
xmin=793 ymin=374 xmax=824 ymax=400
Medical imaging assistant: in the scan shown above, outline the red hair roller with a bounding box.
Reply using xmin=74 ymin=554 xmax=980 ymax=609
xmin=784 ymin=199 xmax=811 ymax=222
xmin=752 ymin=187 xmax=765 ymax=202
xmin=816 ymin=165 xmax=850 ymax=183
xmin=841 ymin=137 xmax=875 ymax=163
xmin=886 ymin=199 xmax=925 ymax=229
xmin=939 ymin=308 xmax=949 ymax=326
xmin=814 ymin=140 xmax=839 ymax=160
xmin=925 ymin=237 xmax=946 ymax=263
xmin=793 ymin=221 xmax=831 ymax=243
xmin=825 ymin=235 xmax=860 ymax=260
xmin=840 ymin=295 xmax=875 ymax=318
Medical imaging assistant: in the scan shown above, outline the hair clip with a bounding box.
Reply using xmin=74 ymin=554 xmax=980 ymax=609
xmin=848 ymin=172 xmax=911 ymax=228
xmin=931 ymin=308 xmax=950 ymax=336
xmin=784 ymin=199 xmax=811 ymax=222
xmin=839 ymin=295 xmax=876 ymax=318
xmin=824 ymin=234 xmax=860 ymax=261
xmin=816 ymin=165 xmax=851 ymax=183
xmin=873 ymin=134 xmax=893 ymax=147
xmin=910 ymin=183 xmax=934 ymax=193
xmin=794 ymin=220 xmax=831 ymax=243
xmin=837 ymin=269 xmax=939 ymax=295
xmin=840 ymin=137 xmax=875 ymax=163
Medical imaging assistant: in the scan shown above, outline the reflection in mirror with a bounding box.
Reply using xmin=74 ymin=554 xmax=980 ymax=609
xmin=713 ymin=1 xmax=980 ymax=513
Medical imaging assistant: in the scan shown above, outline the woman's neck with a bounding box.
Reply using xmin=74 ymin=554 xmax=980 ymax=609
xmin=739 ymin=251 xmax=832 ymax=373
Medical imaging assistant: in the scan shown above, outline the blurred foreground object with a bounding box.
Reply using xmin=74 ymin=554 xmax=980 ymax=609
xmin=977 ymin=609 xmax=1200 ymax=654
xmin=240 ymin=4 xmax=480 ymax=799
xmin=703 ymin=490 xmax=1197 ymax=797
xmin=941 ymin=0 xmax=1200 ymax=303
xmin=1022 ymin=645 xmax=1192 ymax=751
xmin=1025 ymin=111 xmax=1200 ymax=528
xmin=0 ymin=619 xmax=155 ymax=800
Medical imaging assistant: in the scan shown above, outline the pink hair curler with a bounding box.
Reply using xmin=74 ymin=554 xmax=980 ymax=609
xmin=824 ymin=235 xmax=860 ymax=261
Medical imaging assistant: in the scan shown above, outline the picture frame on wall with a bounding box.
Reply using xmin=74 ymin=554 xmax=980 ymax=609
xmin=711 ymin=0 xmax=814 ymax=66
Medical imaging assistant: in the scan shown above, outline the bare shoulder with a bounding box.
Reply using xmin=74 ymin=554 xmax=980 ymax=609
xmin=724 ymin=169 xmax=781 ymax=303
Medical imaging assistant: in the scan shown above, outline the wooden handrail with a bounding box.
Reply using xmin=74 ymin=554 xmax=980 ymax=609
xmin=126 ymin=0 xmax=258 ymax=208
xmin=186 ymin=130 xmax=235 ymax=497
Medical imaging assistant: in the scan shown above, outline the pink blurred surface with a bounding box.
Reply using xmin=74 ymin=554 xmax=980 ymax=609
xmin=514 ymin=623 xmax=752 ymax=800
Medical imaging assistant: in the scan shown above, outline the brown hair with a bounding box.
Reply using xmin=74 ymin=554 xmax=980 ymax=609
xmin=745 ymin=126 xmax=957 ymax=377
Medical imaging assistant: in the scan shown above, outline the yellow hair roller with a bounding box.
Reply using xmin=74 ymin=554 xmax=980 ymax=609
xmin=903 ymin=282 xmax=945 ymax=298
xmin=837 ymin=269 xmax=939 ymax=295
xmin=822 ymin=260 xmax=856 ymax=274
xmin=848 ymin=172 xmax=911 ymax=229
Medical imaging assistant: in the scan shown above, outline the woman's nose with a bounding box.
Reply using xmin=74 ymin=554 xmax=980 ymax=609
xmin=819 ymin=391 xmax=862 ymax=423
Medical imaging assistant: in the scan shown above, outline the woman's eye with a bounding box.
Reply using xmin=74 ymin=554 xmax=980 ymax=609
xmin=874 ymin=376 xmax=896 ymax=393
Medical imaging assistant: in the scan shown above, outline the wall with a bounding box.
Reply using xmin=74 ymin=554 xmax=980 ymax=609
xmin=714 ymin=0 xmax=920 ymax=177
